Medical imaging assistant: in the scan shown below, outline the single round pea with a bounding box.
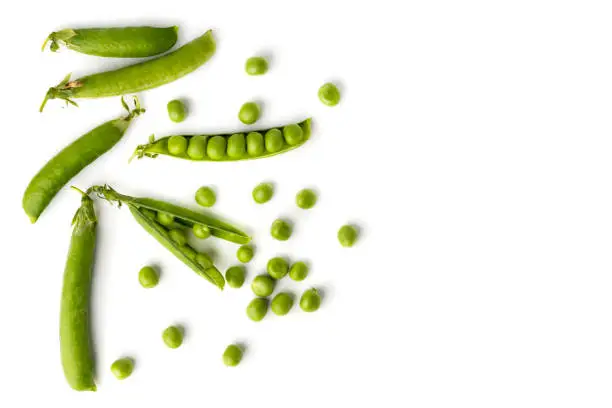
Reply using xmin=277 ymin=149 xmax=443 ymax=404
xmin=157 ymin=212 xmax=174 ymax=227
xmin=296 ymin=189 xmax=317 ymax=209
xmin=162 ymin=326 xmax=183 ymax=349
xmin=195 ymin=186 xmax=216 ymax=207
xmin=167 ymin=135 xmax=188 ymax=156
xmin=270 ymin=219 xmax=292 ymax=241
xmin=264 ymin=129 xmax=284 ymax=153
xmin=245 ymin=56 xmax=268 ymax=76
xmin=271 ymin=292 xmax=294 ymax=316
xmin=193 ymin=224 xmax=211 ymax=239
xmin=338 ymin=225 xmax=358 ymax=247
xmin=223 ymin=344 xmax=243 ymax=366
xmin=283 ymin=124 xmax=304 ymax=146
xmin=267 ymin=257 xmax=289 ymax=279
xmin=225 ymin=266 xmax=246 ymax=289
xmin=196 ymin=252 xmax=213 ymax=268
xmin=142 ymin=208 xmax=157 ymax=220
xmin=227 ymin=133 xmax=246 ymax=159
xmin=168 ymin=229 xmax=187 ymax=246
xmin=167 ymin=99 xmax=186 ymax=122
xmin=246 ymin=132 xmax=264 ymax=156
xmin=181 ymin=245 xmax=197 ymax=260
xmin=237 ymin=245 xmax=254 ymax=263
xmin=252 ymin=183 xmax=273 ymax=204
xmin=138 ymin=266 xmax=159 ymax=288
xmin=251 ymin=274 xmax=275 ymax=297
xmin=246 ymin=297 xmax=269 ymax=322
xmin=238 ymin=102 xmax=260 ymax=125
xmin=299 ymin=288 xmax=321 ymax=312
xmin=187 ymin=135 xmax=207 ymax=160
xmin=110 ymin=358 xmax=134 ymax=380
xmin=289 ymin=261 xmax=309 ymax=281
xmin=206 ymin=135 xmax=227 ymax=160
xmin=318 ymin=82 xmax=341 ymax=106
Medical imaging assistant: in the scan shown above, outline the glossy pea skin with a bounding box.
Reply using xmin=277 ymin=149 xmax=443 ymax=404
xmin=289 ymin=261 xmax=309 ymax=281
xmin=195 ymin=186 xmax=216 ymax=207
xmin=226 ymin=266 xmax=246 ymax=288
xmin=157 ymin=211 xmax=174 ymax=226
xmin=207 ymin=136 xmax=227 ymax=160
xmin=318 ymin=82 xmax=341 ymax=106
xmin=139 ymin=266 xmax=159 ymax=288
xmin=168 ymin=135 xmax=187 ymax=156
xmin=264 ymin=129 xmax=284 ymax=153
xmin=300 ymin=288 xmax=322 ymax=312
xmin=162 ymin=326 xmax=184 ymax=349
xmin=187 ymin=135 xmax=207 ymax=159
xmin=270 ymin=219 xmax=292 ymax=241
xmin=338 ymin=225 xmax=358 ymax=247
xmin=238 ymin=102 xmax=260 ymax=125
xmin=193 ymin=223 xmax=211 ymax=239
xmin=227 ymin=133 xmax=246 ymax=159
xmin=271 ymin=292 xmax=294 ymax=316
xmin=167 ymin=99 xmax=186 ymax=123
xmin=283 ymin=124 xmax=304 ymax=146
xmin=267 ymin=257 xmax=289 ymax=279
xmin=251 ymin=274 xmax=275 ymax=297
xmin=223 ymin=344 xmax=243 ymax=366
xmin=111 ymin=358 xmax=134 ymax=380
xmin=246 ymin=132 xmax=264 ymax=156
xmin=245 ymin=57 xmax=268 ymax=75
xmin=246 ymin=297 xmax=269 ymax=322
xmin=169 ymin=229 xmax=187 ymax=246
xmin=237 ymin=245 xmax=254 ymax=263
xmin=196 ymin=252 xmax=213 ymax=268
xmin=296 ymin=189 xmax=317 ymax=209
xmin=252 ymin=183 xmax=273 ymax=204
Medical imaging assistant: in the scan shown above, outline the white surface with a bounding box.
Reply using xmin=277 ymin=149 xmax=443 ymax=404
xmin=1 ymin=0 xmax=612 ymax=406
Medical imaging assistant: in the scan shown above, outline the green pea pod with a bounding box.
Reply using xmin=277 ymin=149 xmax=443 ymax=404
xmin=42 ymin=26 xmax=179 ymax=58
xmin=40 ymin=30 xmax=216 ymax=111
xmin=60 ymin=188 xmax=97 ymax=391
xmin=23 ymin=97 xmax=144 ymax=223
xmin=132 ymin=118 xmax=312 ymax=162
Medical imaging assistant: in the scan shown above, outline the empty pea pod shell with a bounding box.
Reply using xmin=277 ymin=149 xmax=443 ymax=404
xmin=42 ymin=26 xmax=179 ymax=58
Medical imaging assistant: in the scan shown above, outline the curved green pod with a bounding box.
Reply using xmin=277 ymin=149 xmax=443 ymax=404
xmin=42 ymin=26 xmax=178 ymax=58
xmin=132 ymin=118 xmax=312 ymax=162
xmin=40 ymin=30 xmax=216 ymax=111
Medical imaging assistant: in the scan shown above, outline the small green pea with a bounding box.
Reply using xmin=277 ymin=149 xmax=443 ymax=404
xmin=267 ymin=257 xmax=289 ymax=279
xmin=283 ymin=124 xmax=304 ymax=146
xmin=318 ymin=82 xmax=341 ymax=106
xmin=271 ymin=292 xmax=294 ymax=316
xmin=237 ymin=245 xmax=254 ymax=263
xmin=296 ymin=189 xmax=317 ymax=209
xmin=139 ymin=266 xmax=159 ymax=288
xmin=167 ymin=99 xmax=187 ymax=122
xmin=227 ymin=133 xmax=246 ymax=159
xmin=245 ymin=56 xmax=268 ymax=76
xmin=252 ymin=183 xmax=274 ymax=204
xmin=196 ymin=252 xmax=213 ymax=268
xmin=251 ymin=274 xmax=275 ymax=297
xmin=162 ymin=326 xmax=183 ymax=349
xmin=246 ymin=132 xmax=264 ymax=156
xmin=270 ymin=219 xmax=292 ymax=241
xmin=246 ymin=297 xmax=269 ymax=322
xmin=168 ymin=135 xmax=187 ymax=156
xmin=193 ymin=224 xmax=211 ymax=239
xmin=195 ymin=186 xmax=216 ymax=207
xmin=181 ymin=245 xmax=197 ymax=260
xmin=238 ymin=102 xmax=260 ymax=125
xmin=110 ymin=358 xmax=134 ymax=380
xmin=142 ymin=208 xmax=157 ymax=220
xmin=207 ymin=135 xmax=227 ymax=160
xmin=187 ymin=135 xmax=207 ymax=160
xmin=223 ymin=344 xmax=243 ymax=366
xmin=299 ymin=288 xmax=321 ymax=312
xmin=289 ymin=261 xmax=309 ymax=281
xmin=264 ymin=129 xmax=284 ymax=153
xmin=225 ymin=266 xmax=246 ymax=288
xmin=157 ymin=212 xmax=174 ymax=227
xmin=168 ymin=229 xmax=187 ymax=246
xmin=338 ymin=225 xmax=358 ymax=247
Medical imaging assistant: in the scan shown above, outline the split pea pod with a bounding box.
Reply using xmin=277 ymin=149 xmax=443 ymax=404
xmin=42 ymin=26 xmax=178 ymax=58
xmin=132 ymin=118 xmax=312 ymax=162
xmin=40 ymin=29 xmax=216 ymax=111
xmin=22 ymin=97 xmax=144 ymax=223
xmin=60 ymin=188 xmax=97 ymax=391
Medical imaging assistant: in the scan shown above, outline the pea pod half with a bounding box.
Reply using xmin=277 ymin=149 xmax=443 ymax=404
xmin=42 ymin=26 xmax=178 ymax=58
xmin=131 ymin=118 xmax=312 ymax=162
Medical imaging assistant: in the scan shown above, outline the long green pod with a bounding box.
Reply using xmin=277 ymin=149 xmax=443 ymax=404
xmin=23 ymin=97 xmax=144 ymax=223
xmin=42 ymin=26 xmax=178 ymax=58
xmin=60 ymin=189 xmax=97 ymax=391
xmin=40 ymin=30 xmax=215 ymax=111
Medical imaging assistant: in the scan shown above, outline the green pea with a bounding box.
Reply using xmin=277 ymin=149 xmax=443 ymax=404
xmin=283 ymin=124 xmax=304 ymax=146
xmin=196 ymin=252 xmax=213 ymax=268
xmin=271 ymin=292 xmax=294 ymax=316
xmin=238 ymin=102 xmax=260 ymax=125
xmin=245 ymin=56 xmax=268 ymax=76
xmin=168 ymin=229 xmax=187 ymax=246
xmin=264 ymin=129 xmax=284 ymax=153
xmin=225 ymin=266 xmax=246 ymax=288
xmin=193 ymin=223 xmax=211 ymax=239
xmin=237 ymin=245 xmax=254 ymax=263
xmin=227 ymin=133 xmax=246 ymax=159
xmin=167 ymin=135 xmax=187 ymax=156
xmin=141 ymin=208 xmax=157 ymax=220
xmin=162 ymin=326 xmax=183 ymax=349
xmin=157 ymin=212 xmax=174 ymax=227
xmin=138 ymin=266 xmax=159 ymax=288
xmin=181 ymin=245 xmax=197 ymax=260
xmin=270 ymin=219 xmax=292 ymax=241
xmin=318 ymin=82 xmax=341 ymax=106
xmin=246 ymin=297 xmax=269 ymax=322
xmin=110 ymin=358 xmax=134 ymax=380
xmin=251 ymin=274 xmax=275 ymax=297
xmin=338 ymin=225 xmax=358 ymax=247
xmin=289 ymin=261 xmax=309 ymax=281
xmin=246 ymin=132 xmax=264 ymax=156
xmin=207 ymin=135 xmax=227 ymax=160
xmin=167 ymin=99 xmax=186 ymax=122
xmin=267 ymin=257 xmax=289 ymax=280
xmin=187 ymin=135 xmax=207 ymax=160
xmin=296 ymin=189 xmax=317 ymax=209
xmin=223 ymin=344 xmax=243 ymax=366
xmin=195 ymin=186 xmax=216 ymax=207
xmin=252 ymin=183 xmax=273 ymax=204
xmin=299 ymin=288 xmax=321 ymax=312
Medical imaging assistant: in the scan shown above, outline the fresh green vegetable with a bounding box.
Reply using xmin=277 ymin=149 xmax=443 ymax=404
xmin=264 ymin=128 xmax=284 ymax=153
xmin=23 ymin=97 xmax=144 ymax=223
xmin=238 ymin=102 xmax=260 ymax=125
xmin=289 ymin=261 xmax=309 ymax=281
xmin=245 ymin=57 xmax=268 ymax=75
xmin=167 ymin=99 xmax=186 ymax=123
xmin=195 ymin=186 xmax=216 ymax=207
xmin=168 ymin=135 xmax=187 ymax=155
xmin=139 ymin=266 xmax=159 ymax=288
xmin=162 ymin=326 xmax=183 ymax=349
xmin=157 ymin=212 xmax=174 ymax=227
xmin=42 ymin=26 xmax=178 ymax=58
xmin=299 ymin=288 xmax=321 ymax=312
xmin=206 ymin=136 xmax=227 ymax=160
xmin=110 ymin=358 xmax=134 ymax=380
xmin=227 ymin=133 xmax=246 ymax=159
xmin=187 ymin=135 xmax=207 ymax=159
xmin=168 ymin=229 xmax=187 ymax=245
xmin=196 ymin=252 xmax=214 ymax=268
xmin=318 ymin=82 xmax=340 ymax=106
xmin=246 ymin=132 xmax=264 ymax=156
xmin=270 ymin=219 xmax=292 ymax=241
xmin=182 ymin=245 xmax=197 ymax=260
xmin=338 ymin=225 xmax=358 ymax=247
xmin=237 ymin=245 xmax=254 ymax=263
xmin=246 ymin=298 xmax=269 ymax=322
xmin=267 ymin=257 xmax=289 ymax=279
xmin=223 ymin=344 xmax=243 ymax=366
xmin=225 ymin=266 xmax=246 ymax=288
xmin=193 ymin=223 xmax=211 ymax=239
xmin=296 ymin=189 xmax=317 ymax=209
xmin=251 ymin=275 xmax=275 ymax=297
xmin=283 ymin=124 xmax=304 ymax=146
xmin=271 ymin=292 xmax=294 ymax=316
xmin=41 ymin=30 xmax=216 ymax=111
xmin=252 ymin=183 xmax=273 ymax=204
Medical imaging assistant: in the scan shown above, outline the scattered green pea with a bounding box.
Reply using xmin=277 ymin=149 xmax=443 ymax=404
xmin=251 ymin=274 xmax=275 ymax=297
xmin=267 ymin=257 xmax=289 ymax=279
xmin=196 ymin=252 xmax=213 ymax=268
xmin=167 ymin=135 xmax=187 ymax=156
xmin=338 ymin=225 xmax=358 ymax=247
xmin=246 ymin=297 xmax=269 ymax=322
xmin=225 ymin=266 xmax=246 ymax=288
xmin=237 ymin=245 xmax=254 ymax=263
xmin=271 ymin=292 xmax=294 ymax=316
xmin=252 ymin=183 xmax=274 ymax=204
xmin=238 ymin=102 xmax=261 ymax=125
xmin=162 ymin=326 xmax=183 ymax=349
xmin=138 ymin=266 xmax=159 ymax=288
xmin=318 ymin=82 xmax=341 ymax=106
xmin=187 ymin=135 xmax=207 ymax=160
xmin=157 ymin=212 xmax=174 ymax=227
xmin=193 ymin=223 xmax=211 ymax=239
xmin=299 ymin=288 xmax=321 ymax=312
xmin=245 ymin=56 xmax=268 ymax=76
xmin=167 ymin=99 xmax=186 ymax=123
xmin=264 ymin=129 xmax=284 ymax=153
xmin=195 ymin=186 xmax=216 ymax=207
xmin=289 ymin=261 xmax=309 ymax=281
xmin=207 ymin=135 xmax=227 ymax=160
xmin=168 ymin=229 xmax=187 ymax=246
xmin=227 ymin=133 xmax=246 ymax=159
xmin=110 ymin=358 xmax=134 ymax=380
xmin=283 ymin=124 xmax=304 ymax=146
xmin=181 ymin=245 xmax=197 ymax=260
xmin=223 ymin=344 xmax=243 ymax=366
xmin=246 ymin=132 xmax=264 ymax=156
xmin=270 ymin=219 xmax=292 ymax=241
xmin=296 ymin=189 xmax=317 ymax=209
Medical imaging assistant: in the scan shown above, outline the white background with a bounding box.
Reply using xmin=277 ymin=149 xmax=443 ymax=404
xmin=1 ymin=0 xmax=612 ymax=406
